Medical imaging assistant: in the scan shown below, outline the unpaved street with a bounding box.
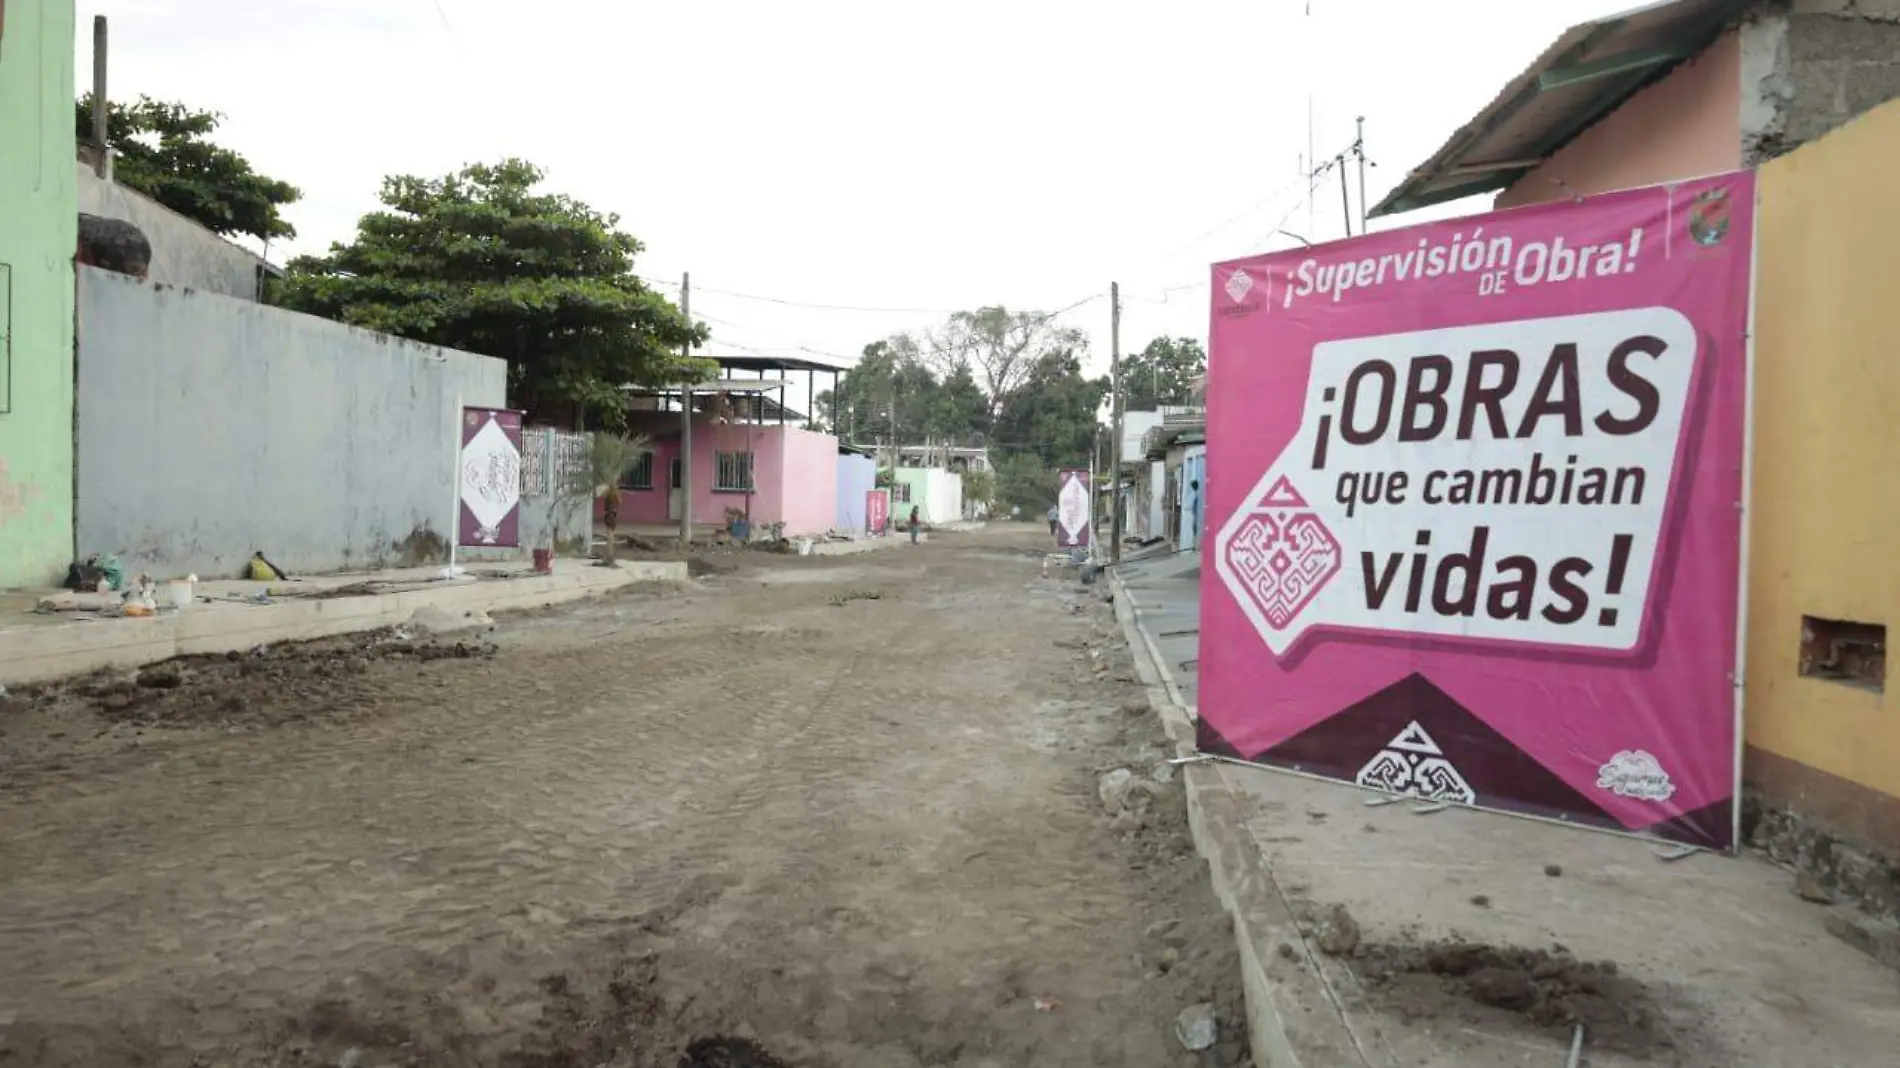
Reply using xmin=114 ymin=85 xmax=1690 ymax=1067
xmin=0 ymin=530 xmax=1249 ymax=1068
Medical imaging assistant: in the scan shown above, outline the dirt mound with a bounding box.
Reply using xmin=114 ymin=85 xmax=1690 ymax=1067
xmin=679 ymin=1037 xmax=791 ymax=1068
xmin=20 ymin=628 xmax=495 ymax=730
xmin=1355 ymin=939 xmax=1678 ymax=1056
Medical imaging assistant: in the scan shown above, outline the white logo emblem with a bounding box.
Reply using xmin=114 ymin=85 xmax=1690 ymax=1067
xmin=1596 ymin=750 xmax=1675 ymax=802
xmin=1354 ymin=721 xmax=1475 ymax=804
xmin=1224 ymin=269 xmax=1254 ymax=303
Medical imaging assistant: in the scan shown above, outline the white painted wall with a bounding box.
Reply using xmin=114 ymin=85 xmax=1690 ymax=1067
xmin=77 ymin=165 xmax=275 ymax=300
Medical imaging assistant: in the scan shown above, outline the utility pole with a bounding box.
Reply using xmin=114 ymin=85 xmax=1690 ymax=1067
xmin=678 ymin=272 xmax=693 ymax=544
xmin=1339 ymin=159 xmax=1353 ymax=238
xmin=91 ymin=17 xmax=111 ymax=178
xmin=1109 ymin=282 xmax=1124 ymax=565
xmin=1356 ymin=116 xmax=1369 ymax=236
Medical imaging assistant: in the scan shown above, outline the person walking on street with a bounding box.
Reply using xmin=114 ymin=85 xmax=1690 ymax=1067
xmin=1047 ymin=504 xmax=1060 ymax=539
xmin=908 ymin=506 xmax=922 ymax=545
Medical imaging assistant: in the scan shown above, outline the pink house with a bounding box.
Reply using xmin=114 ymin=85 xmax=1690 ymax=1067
xmin=596 ymin=356 xmax=846 ymax=538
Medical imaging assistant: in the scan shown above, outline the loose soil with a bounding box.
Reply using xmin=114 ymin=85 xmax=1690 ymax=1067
xmin=0 ymin=530 xmax=1251 ymax=1067
xmin=1352 ymin=939 xmax=1676 ymax=1057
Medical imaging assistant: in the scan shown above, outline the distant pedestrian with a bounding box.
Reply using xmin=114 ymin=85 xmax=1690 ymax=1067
xmin=908 ymin=506 xmax=922 ymax=544
xmin=1047 ymin=504 xmax=1060 ymax=538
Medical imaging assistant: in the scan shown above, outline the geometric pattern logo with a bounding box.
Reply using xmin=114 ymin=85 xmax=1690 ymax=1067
xmin=1352 ymin=720 xmax=1477 ymax=804
xmin=1218 ymin=476 xmax=1341 ymax=630
xmin=1224 ymin=269 xmax=1255 ymax=303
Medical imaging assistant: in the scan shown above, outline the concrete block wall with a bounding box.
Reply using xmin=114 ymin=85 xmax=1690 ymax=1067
xmin=1741 ymin=0 xmax=1900 ymax=163
xmin=76 ymin=268 xmax=508 ymax=579
xmin=76 ymin=166 xmax=275 ymax=301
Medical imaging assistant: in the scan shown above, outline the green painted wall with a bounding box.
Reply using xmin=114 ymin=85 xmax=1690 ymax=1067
xmin=0 ymin=1 xmax=78 ymax=587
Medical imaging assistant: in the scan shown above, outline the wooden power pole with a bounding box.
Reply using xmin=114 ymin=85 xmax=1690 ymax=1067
xmin=678 ymin=272 xmax=693 ymax=544
xmin=1109 ymin=282 xmax=1123 ymax=565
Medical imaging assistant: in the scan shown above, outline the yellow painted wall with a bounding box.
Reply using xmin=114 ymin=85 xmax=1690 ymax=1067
xmin=1747 ymin=97 xmax=1900 ymax=803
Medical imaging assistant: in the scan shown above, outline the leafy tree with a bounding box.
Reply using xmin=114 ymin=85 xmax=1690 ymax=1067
xmin=930 ymin=307 xmax=1087 ymax=420
xmin=960 ymin=466 xmax=997 ymax=511
xmin=992 ymin=348 xmax=1108 ymax=468
xmin=1121 ymin=336 xmax=1207 ymax=410
xmin=994 ymin=454 xmax=1059 ymax=516
xmin=817 ymin=337 xmax=976 ymax=445
xmin=277 ymin=159 xmax=710 ymax=425
xmin=77 ymin=94 xmax=300 ymax=243
xmin=930 ymin=360 xmax=992 ymax=443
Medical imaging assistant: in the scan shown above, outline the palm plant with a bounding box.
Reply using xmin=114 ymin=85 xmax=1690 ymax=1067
xmin=564 ymin=432 xmax=651 ymax=565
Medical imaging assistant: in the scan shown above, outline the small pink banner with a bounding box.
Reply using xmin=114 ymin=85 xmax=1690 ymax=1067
xmin=1056 ymin=468 xmax=1091 ymax=548
xmin=458 ymin=407 xmax=524 ymax=548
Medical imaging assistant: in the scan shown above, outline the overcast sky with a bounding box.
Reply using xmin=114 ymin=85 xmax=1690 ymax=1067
xmin=76 ymin=0 xmax=1633 ymax=388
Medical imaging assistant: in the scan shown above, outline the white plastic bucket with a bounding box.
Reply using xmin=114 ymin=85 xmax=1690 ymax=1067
xmin=795 ymin=538 xmax=814 ymax=556
xmin=167 ymin=579 xmax=193 ymax=611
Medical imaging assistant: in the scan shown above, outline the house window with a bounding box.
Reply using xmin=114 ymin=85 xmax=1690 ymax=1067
xmin=620 ymin=451 xmax=655 ymax=491
xmin=890 ymin=482 xmax=912 ymax=504
xmin=714 ymin=450 xmax=755 ymax=492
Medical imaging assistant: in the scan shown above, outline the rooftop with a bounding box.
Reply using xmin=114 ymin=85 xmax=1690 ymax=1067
xmin=1371 ymin=0 xmax=1748 ymax=218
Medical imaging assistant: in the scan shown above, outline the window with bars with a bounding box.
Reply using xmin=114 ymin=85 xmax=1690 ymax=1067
xmin=620 ymin=451 xmax=655 ymax=491
xmin=890 ymin=482 xmax=912 ymax=504
xmin=714 ymin=450 xmax=755 ymax=492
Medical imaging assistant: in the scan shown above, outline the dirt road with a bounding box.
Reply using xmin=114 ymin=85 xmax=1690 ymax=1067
xmin=0 ymin=529 xmax=1250 ymax=1068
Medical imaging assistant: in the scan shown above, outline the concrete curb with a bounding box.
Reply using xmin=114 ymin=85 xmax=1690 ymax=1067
xmin=808 ymin=538 xmax=908 ymax=556
xmin=1110 ymin=569 xmax=1372 ymax=1068
xmin=0 ymin=561 xmax=686 ymax=686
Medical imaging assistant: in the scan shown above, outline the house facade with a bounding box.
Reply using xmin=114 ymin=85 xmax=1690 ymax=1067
xmin=602 ymin=356 xmax=848 ymax=538
xmin=0 ymin=1 xmax=78 ymax=587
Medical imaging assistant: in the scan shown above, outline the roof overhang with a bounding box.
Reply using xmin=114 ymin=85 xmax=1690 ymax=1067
xmin=710 ymin=353 xmax=850 ymax=375
xmin=1370 ymin=0 xmax=1750 ymax=219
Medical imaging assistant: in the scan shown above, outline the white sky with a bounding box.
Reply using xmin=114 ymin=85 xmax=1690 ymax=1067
xmin=76 ymin=0 xmax=1634 ymax=395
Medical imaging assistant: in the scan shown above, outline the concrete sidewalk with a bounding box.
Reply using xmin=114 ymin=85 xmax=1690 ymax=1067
xmin=1111 ymin=561 xmax=1900 ymax=1068
xmin=1 ymin=559 xmax=685 ymax=687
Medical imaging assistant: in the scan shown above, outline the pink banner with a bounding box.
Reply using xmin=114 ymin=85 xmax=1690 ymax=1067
xmin=867 ymin=489 xmax=889 ymax=536
xmin=458 ymin=407 xmax=524 ymax=548
xmin=1056 ymin=468 xmax=1091 ymax=548
xmin=1203 ymin=174 xmax=1754 ymax=849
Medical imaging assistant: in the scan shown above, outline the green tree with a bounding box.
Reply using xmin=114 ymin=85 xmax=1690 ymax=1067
xmin=994 ymin=454 xmax=1059 ymax=516
xmin=817 ymin=337 xmax=951 ymax=444
xmin=1121 ymin=336 xmax=1207 ymax=410
xmin=564 ymin=432 xmax=651 ymax=563
xmin=77 ymin=95 xmax=300 ymax=243
xmin=931 ymin=307 xmax=1087 ymax=420
xmin=930 ymin=360 xmax=992 ymax=443
xmin=960 ymin=466 xmax=997 ymax=511
xmin=277 ymin=159 xmax=710 ymax=425
xmin=992 ymin=348 xmax=1108 ymax=468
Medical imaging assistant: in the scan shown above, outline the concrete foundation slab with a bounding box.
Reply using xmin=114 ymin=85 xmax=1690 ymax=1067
xmin=0 ymin=560 xmax=685 ymax=686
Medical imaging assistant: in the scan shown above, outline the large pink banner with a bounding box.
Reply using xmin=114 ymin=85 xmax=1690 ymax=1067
xmin=1203 ymin=174 xmax=1754 ymax=849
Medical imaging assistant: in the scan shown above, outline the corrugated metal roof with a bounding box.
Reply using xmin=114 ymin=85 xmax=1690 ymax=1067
xmin=1370 ymin=0 xmax=1750 ymax=218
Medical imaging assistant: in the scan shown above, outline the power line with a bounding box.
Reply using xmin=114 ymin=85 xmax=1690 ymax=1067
xmin=1153 ymin=166 xmax=1330 ymax=262
xmin=640 ymin=276 xmax=965 ymax=316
